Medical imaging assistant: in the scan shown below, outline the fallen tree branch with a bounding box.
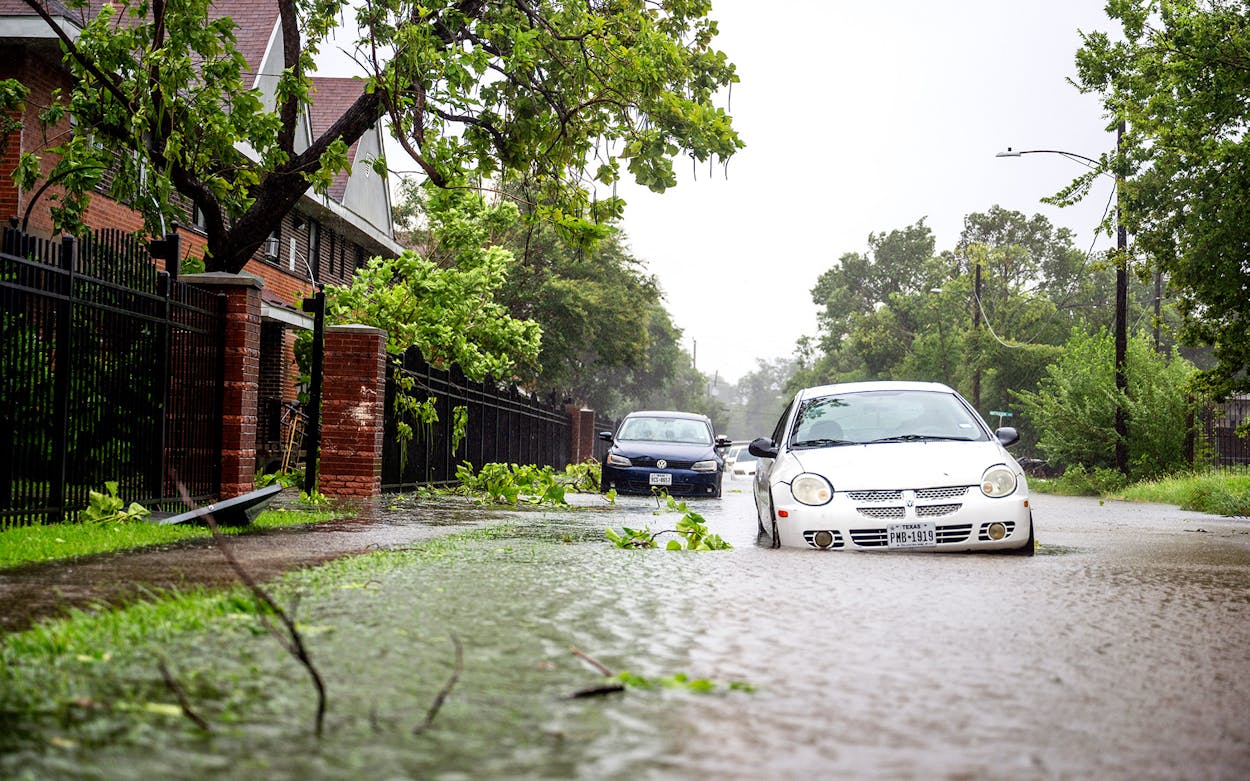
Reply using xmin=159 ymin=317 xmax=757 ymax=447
xmin=565 ymin=646 xmax=625 ymax=699
xmin=414 ymin=634 xmax=463 ymax=734
xmin=157 ymin=657 xmax=211 ymax=732
xmin=177 ymin=483 xmax=327 ymax=738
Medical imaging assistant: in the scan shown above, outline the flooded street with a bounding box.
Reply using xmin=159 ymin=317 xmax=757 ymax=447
xmin=3 ymin=485 xmax=1250 ymax=779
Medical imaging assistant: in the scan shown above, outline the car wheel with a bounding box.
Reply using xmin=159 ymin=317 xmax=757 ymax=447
xmin=1005 ymin=513 xmax=1036 ymax=556
xmin=768 ymin=499 xmax=781 ymax=549
xmin=712 ymin=476 xmax=722 ymax=499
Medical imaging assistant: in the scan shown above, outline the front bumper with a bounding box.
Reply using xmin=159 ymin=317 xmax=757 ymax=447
xmin=601 ymin=465 xmax=721 ymax=497
xmin=771 ymin=485 xmax=1032 ymax=551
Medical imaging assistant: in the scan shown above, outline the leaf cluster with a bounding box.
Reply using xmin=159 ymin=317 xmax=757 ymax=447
xmin=324 ymin=188 xmax=541 ymax=382
xmin=81 ymin=481 xmax=152 ymax=525
xmin=451 ymin=460 xmax=600 ymax=506
xmin=605 ymin=494 xmax=730 ymax=550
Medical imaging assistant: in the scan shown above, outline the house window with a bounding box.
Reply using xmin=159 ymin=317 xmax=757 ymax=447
xmin=307 ymin=220 xmax=320 ymax=280
xmin=190 ymin=203 xmax=209 ymax=232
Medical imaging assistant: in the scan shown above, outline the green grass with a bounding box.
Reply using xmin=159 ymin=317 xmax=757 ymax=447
xmin=1111 ymin=471 xmax=1250 ymax=516
xmin=1031 ymin=467 xmax=1250 ymax=516
xmin=0 ymin=507 xmax=347 ymax=570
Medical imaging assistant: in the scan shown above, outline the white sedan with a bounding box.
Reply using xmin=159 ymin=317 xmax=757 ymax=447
xmin=750 ymin=381 xmax=1034 ymax=554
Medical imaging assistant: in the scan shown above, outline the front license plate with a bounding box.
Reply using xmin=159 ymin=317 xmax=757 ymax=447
xmin=887 ymin=522 xmax=936 ymax=548
xmin=649 ymin=472 xmax=672 ymax=486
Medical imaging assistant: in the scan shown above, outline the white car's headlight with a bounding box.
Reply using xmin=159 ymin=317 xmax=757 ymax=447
xmin=607 ymin=454 xmax=632 ymax=467
xmin=981 ymin=465 xmax=1018 ymax=497
xmin=791 ymin=473 xmax=833 ymax=505
xmin=692 ymin=460 xmax=717 ymax=472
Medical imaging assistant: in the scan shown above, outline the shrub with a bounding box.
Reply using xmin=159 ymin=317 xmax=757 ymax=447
xmin=1014 ymin=328 xmax=1195 ymax=480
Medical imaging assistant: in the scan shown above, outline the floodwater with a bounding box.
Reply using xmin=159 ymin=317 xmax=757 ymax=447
xmin=3 ymin=485 xmax=1250 ymax=779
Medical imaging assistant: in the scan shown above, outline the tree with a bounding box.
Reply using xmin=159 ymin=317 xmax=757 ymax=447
xmin=390 ymin=178 xmax=692 ymax=411
xmin=1069 ymin=0 xmax=1250 ymax=400
xmin=16 ymin=0 xmax=742 ymax=271
xmin=729 ymin=358 xmax=795 ymax=438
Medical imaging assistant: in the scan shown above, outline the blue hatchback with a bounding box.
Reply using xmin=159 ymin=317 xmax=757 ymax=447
xmin=599 ymin=410 xmax=731 ymax=498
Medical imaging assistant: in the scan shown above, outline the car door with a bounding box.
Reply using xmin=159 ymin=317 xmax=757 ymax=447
xmin=753 ymin=396 xmax=795 ymax=522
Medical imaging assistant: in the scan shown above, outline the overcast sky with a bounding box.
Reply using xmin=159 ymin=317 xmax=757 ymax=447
xmin=611 ymin=0 xmax=1122 ymax=384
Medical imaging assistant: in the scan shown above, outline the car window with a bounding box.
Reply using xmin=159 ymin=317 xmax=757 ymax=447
xmin=618 ymin=416 xmax=712 ymax=445
xmin=770 ymin=399 xmax=794 ymax=446
xmin=791 ymin=390 xmax=987 ymax=447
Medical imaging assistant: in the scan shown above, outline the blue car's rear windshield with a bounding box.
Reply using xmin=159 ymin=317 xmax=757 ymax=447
xmin=618 ymin=416 xmax=712 ymax=445
xmin=790 ymin=390 xmax=988 ymax=448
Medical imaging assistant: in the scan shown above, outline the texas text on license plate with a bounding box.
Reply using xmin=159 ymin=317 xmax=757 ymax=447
xmin=649 ymin=472 xmax=673 ymax=486
xmin=887 ymin=522 xmax=936 ymax=548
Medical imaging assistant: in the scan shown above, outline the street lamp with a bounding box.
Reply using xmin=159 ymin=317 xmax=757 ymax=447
xmin=997 ymin=120 xmax=1129 ymax=475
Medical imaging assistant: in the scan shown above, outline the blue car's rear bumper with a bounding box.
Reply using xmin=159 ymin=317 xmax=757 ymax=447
xmin=600 ymin=465 xmax=722 ymax=497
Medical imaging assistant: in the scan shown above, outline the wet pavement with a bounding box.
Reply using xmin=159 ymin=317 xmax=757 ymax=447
xmin=0 ymin=495 xmax=505 ymax=633
xmin=2 ymin=484 xmax=1249 ymax=779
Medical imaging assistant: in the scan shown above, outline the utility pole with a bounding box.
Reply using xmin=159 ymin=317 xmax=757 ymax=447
xmin=972 ymin=257 xmax=982 ymax=412
xmin=1114 ymin=119 xmax=1128 ymax=475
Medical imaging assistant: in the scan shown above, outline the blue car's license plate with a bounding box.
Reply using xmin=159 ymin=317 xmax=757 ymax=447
xmin=649 ymin=473 xmax=672 ymax=486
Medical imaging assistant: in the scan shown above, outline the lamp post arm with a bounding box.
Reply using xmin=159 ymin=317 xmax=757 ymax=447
xmin=996 ymin=147 xmax=1107 ymax=170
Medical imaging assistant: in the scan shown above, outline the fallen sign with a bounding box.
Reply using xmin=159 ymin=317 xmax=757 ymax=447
xmin=148 ymin=485 xmax=283 ymax=527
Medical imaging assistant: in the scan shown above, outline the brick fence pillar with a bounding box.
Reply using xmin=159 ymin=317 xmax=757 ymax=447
xmin=182 ymin=272 xmax=263 ymax=499
xmin=566 ymin=405 xmax=597 ymax=463
xmin=319 ymin=325 xmax=388 ymax=498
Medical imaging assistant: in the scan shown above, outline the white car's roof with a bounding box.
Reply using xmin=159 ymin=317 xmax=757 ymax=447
xmin=623 ymin=410 xmax=711 ymax=421
xmin=796 ymin=380 xmax=958 ymax=401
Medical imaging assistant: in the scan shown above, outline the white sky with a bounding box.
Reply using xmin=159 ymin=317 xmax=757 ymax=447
xmin=612 ymin=0 xmax=1121 ymax=384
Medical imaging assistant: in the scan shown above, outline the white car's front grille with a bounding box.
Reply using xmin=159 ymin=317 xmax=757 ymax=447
xmin=915 ymin=503 xmax=961 ymax=518
xmin=915 ymin=486 xmax=969 ymax=500
xmin=847 ymin=490 xmax=902 ymax=502
xmin=857 ymin=506 xmax=905 ymax=519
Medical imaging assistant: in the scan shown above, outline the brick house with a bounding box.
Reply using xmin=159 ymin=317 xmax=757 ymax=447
xmin=0 ymin=0 xmax=403 ymax=470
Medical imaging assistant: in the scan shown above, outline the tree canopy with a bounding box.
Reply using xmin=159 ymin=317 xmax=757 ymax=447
xmin=15 ymin=0 xmax=742 ymax=271
xmin=1069 ymin=0 xmax=1250 ymax=399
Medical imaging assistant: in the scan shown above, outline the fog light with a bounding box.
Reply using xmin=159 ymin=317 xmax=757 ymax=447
xmin=813 ymin=530 xmax=834 ymax=549
xmin=987 ymin=522 xmax=1007 ymax=540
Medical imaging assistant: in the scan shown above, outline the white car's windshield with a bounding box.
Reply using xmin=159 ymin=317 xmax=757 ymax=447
xmin=618 ymin=416 xmax=712 ymax=445
xmin=790 ymin=390 xmax=987 ymax=448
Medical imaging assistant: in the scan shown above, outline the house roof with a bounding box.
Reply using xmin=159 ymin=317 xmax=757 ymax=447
xmin=0 ymin=0 xmax=277 ymax=75
xmin=308 ymin=77 xmax=369 ymax=203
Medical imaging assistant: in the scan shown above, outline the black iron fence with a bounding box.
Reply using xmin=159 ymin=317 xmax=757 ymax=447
xmin=382 ymin=348 xmax=572 ymax=489
xmin=1 ymin=226 xmax=224 ymax=525
xmin=1191 ymin=393 xmax=1250 ymax=472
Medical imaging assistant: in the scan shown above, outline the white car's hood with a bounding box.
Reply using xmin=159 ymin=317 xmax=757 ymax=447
xmin=785 ymin=440 xmax=1015 ymax=490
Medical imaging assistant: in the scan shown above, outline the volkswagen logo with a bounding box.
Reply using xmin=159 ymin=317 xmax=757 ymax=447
xmin=656 ymin=459 xmax=667 ymax=469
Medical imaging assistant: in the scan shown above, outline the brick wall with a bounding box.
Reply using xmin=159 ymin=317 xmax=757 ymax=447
xmin=565 ymin=405 xmax=597 ymax=463
xmin=181 ymin=273 xmax=263 ymax=499
xmin=318 ymin=325 xmax=387 ymax=497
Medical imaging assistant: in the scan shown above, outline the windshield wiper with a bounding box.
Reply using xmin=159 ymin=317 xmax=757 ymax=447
xmin=791 ymin=438 xmax=853 ymax=448
xmin=863 ymin=434 xmax=971 ymax=444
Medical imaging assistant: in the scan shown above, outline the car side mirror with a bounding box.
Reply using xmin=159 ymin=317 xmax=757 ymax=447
xmin=598 ymin=431 xmax=614 ymax=442
xmin=995 ymin=427 xmax=1020 ymax=447
xmin=748 ymin=437 xmax=778 ymax=459
xmin=715 ymin=435 xmax=733 ymax=449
